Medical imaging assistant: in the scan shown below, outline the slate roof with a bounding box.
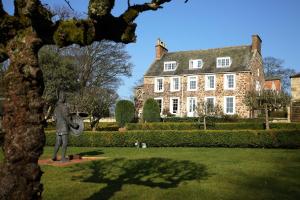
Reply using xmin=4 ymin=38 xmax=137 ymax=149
xmin=145 ymin=45 xmax=253 ymax=76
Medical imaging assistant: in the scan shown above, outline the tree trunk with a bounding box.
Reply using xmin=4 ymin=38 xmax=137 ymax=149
xmin=0 ymin=29 xmax=45 ymax=200
xmin=265 ymin=105 xmax=270 ymax=130
xmin=203 ymin=116 xmax=207 ymax=130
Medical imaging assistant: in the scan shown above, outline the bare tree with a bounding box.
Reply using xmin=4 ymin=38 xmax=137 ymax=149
xmin=263 ymin=57 xmax=296 ymax=93
xmin=196 ymin=101 xmax=222 ymax=130
xmin=245 ymin=90 xmax=291 ymax=130
xmin=0 ymin=0 xmax=183 ymax=198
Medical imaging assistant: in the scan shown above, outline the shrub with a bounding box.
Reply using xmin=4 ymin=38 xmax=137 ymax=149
xmin=142 ymin=98 xmax=161 ymax=122
xmin=45 ymin=130 xmax=300 ymax=148
xmin=115 ymin=100 xmax=135 ymax=127
xmin=97 ymin=122 xmax=119 ymax=131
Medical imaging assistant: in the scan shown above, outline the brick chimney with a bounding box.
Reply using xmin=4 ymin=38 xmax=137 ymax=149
xmin=251 ymin=35 xmax=262 ymax=54
xmin=155 ymin=38 xmax=168 ymax=60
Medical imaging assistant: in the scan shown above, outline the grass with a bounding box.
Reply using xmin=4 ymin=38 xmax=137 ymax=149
xmin=1 ymin=147 xmax=300 ymax=200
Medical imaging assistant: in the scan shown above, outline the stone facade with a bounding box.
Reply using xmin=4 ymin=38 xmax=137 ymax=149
xmin=135 ymin=35 xmax=264 ymax=118
xmin=291 ymin=74 xmax=300 ymax=101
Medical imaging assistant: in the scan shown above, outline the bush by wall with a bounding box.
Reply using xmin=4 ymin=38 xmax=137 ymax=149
xmin=115 ymin=100 xmax=135 ymax=127
xmin=45 ymin=129 xmax=300 ymax=148
xmin=142 ymin=98 xmax=161 ymax=122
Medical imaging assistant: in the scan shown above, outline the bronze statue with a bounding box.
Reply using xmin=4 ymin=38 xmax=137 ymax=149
xmin=52 ymin=91 xmax=79 ymax=162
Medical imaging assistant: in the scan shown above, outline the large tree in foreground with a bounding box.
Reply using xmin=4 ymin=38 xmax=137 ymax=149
xmin=0 ymin=0 xmax=179 ymax=199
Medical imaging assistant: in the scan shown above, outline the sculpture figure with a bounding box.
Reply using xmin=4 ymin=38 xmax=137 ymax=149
xmin=52 ymin=91 xmax=79 ymax=162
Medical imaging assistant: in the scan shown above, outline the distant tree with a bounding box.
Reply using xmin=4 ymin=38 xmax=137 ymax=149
xmin=143 ymin=98 xmax=161 ymax=122
xmin=245 ymin=90 xmax=290 ymax=130
xmin=263 ymin=57 xmax=296 ymax=92
xmin=115 ymin=100 xmax=135 ymax=128
xmin=70 ymin=88 xmax=118 ymax=131
xmin=39 ymin=45 xmax=79 ymax=118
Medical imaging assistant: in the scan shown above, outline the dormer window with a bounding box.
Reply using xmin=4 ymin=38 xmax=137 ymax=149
xmin=189 ymin=59 xmax=203 ymax=69
xmin=164 ymin=61 xmax=177 ymax=71
xmin=216 ymin=57 xmax=231 ymax=68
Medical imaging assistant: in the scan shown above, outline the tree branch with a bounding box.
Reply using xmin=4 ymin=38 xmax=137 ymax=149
xmin=64 ymin=0 xmax=74 ymax=11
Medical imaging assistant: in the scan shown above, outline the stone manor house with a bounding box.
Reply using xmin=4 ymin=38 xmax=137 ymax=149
xmin=135 ymin=35 xmax=265 ymax=118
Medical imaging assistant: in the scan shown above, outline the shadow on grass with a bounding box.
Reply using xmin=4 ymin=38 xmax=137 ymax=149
xmin=71 ymin=158 xmax=209 ymax=200
xmin=78 ymin=150 xmax=104 ymax=157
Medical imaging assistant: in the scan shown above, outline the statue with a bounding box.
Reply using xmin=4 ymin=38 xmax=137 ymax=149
xmin=52 ymin=91 xmax=79 ymax=162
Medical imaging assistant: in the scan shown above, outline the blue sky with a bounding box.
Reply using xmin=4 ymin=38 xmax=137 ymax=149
xmin=3 ymin=0 xmax=300 ymax=99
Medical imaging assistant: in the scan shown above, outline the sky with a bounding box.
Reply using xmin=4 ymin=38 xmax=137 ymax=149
xmin=3 ymin=0 xmax=300 ymax=99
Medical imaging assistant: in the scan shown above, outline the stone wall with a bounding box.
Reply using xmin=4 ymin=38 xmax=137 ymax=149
xmin=141 ymin=72 xmax=253 ymax=118
xmin=291 ymin=77 xmax=300 ymax=101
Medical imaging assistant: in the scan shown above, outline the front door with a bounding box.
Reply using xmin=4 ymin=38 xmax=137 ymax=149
xmin=187 ymin=97 xmax=197 ymax=117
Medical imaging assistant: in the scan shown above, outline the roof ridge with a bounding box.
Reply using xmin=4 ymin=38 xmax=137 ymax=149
xmin=167 ymin=45 xmax=251 ymax=54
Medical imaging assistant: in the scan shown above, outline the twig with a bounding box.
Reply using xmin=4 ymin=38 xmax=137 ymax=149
xmin=64 ymin=0 xmax=74 ymax=11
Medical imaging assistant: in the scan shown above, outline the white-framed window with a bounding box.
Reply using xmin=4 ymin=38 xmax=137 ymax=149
xmin=164 ymin=61 xmax=177 ymax=71
xmin=256 ymin=80 xmax=261 ymax=91
xmin=224 ymin=96 xmax=235 ymax=115
xmin=170 ymin=97 xmax=180 ymax=115
xmin=217 ymin=57 xmax=231 ymax=68
xmin=154 ymin=77 xmax=164 ymax=93
xmin=224 ymin=74 xmax=236 ymax=90
xmin=189 ymin=59 xmax=203 ymax=69
xmin=205 ymin=74 xmax=216 ymax=90
xmin=187 ymin=97 xmax=197 ymax=117
xmin=205 ymin=96 xmax=216 ymax=113
xmin=187 ymin=76 xmax=198 ymax=91
xmin=154 ymin=97 xmax=163 ymax=114
xmin=170 ymin=77 xmax=180 ymax=92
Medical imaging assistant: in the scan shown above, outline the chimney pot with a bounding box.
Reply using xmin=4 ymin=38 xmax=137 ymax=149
xmin=252 ymin=35 xmax=262 ymax=54
xmin=155 ymin=38 xmax=168 ymax=60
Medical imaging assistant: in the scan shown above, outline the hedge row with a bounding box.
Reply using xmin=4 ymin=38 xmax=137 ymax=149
xmin=126 ymin=122 xmax=300 ymax=130
xmin=45 ymin=122 xmax=119 ymax=131
xmin=45 ymin=130 xmax=300 ymax=148
xmin=162 ymin=116 xmax=265 ymax=123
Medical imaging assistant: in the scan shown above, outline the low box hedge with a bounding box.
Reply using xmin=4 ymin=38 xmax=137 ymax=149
xmin=45 ymin=130 xmax=300 ymax=148
xmin=126 ymin=122 xmax=300 ymax=130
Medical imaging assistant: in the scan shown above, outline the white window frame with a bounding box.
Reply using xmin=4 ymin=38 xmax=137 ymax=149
xmin=187 ymin=97 xmax=197 ymax=117
xmin=187 ymin=76 xmax=198 ymax=91
xmin=216 ymin=57 xmax=232 ymax=68
xmin=189 ymin=59 xmax=203 ymax=69
xmin=154 ymin=77 xmax=164 ymax=93
xmin=224 ymin=96 xmax=236 ymax=115
xmin=205 ymin=96 xmax=216 ymax=114
xmin=170 ymin=76 xmax=181 ymax=92
xmin=154 ymin=97 xmax=163 ymax=114
xmin=256 ymin=80 xmax=261 ymax=91
xmin=170 ymin=97 xmax=180 ymax=115
xmin=164 ymin=61 xmax=177 ymax=71
xmin=224 ymin=73 xmax=236 ymax=90
xmin=205 ymin=74 xmax=216 ymax=91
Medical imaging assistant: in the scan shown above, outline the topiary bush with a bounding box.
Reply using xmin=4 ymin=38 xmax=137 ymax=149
xmin=142 ymin=98 xmax=161 ymax=122
xmin=115 ymin=100 xmax=135 ymax=127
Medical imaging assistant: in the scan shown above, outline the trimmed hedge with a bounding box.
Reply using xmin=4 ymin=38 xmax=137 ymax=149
xmin=142 ymin=98 xmax=161 ymax=122
xmin=126 ymin=122 xmax=300 ymax=130
xmin=115 ymin=100 xmax=135 ymax=127
xmin=45 ymin=130 xmax=300 ymax=148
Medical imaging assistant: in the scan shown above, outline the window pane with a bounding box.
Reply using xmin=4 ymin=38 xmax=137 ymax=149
xmin=227 ymin=75 xmax=234 ymax=88
xmin=226 ymin=97 xmax=233 ymax=113
xmin=173 ymin=99 xmax=178 ymax=113
xmin=155 ymin=99 xmax=162 ymax=113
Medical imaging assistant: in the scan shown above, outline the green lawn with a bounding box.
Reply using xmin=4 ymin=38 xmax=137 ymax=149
xmin=1 ymin=147 xmax=300 ymax=200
